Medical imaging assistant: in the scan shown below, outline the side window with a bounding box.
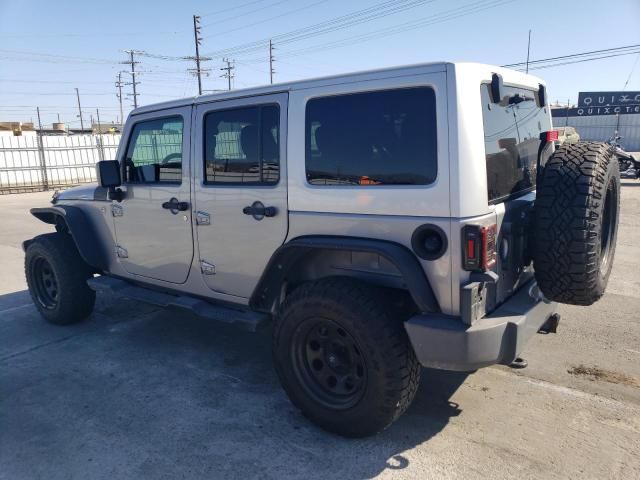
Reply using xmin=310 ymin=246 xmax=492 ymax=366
xmin=124 ymin=116 xmax=183 ymax=184
xmin=203 ymin=105 xmax=280 ymax=185
xmin=305 ymin=87 xmax=437 ymax=186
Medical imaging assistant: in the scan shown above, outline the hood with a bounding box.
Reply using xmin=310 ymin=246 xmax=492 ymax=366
xmin=53 ymin=183 xmax=108 ymax=203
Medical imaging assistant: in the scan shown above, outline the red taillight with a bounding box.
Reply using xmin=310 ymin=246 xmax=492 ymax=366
xmin=545 ymin=130 xmax=559 ymax=142
xmin=462 ymin=224 xmax=497 ymax=271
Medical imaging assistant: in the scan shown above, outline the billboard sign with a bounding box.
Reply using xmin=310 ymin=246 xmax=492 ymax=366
xmin=551 ymin=104 xmax=640 ymax=117
xmin=578 ymin=91 xmax=640 ymax=107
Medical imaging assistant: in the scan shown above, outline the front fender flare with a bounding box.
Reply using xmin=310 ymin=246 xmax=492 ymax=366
xmin=26 ymin=206 xmax=109 ymax=271
xmin=250 ymin=235 xmax=440 ymax=314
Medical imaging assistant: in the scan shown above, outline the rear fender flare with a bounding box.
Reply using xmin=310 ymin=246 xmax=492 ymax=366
xmin=250 ymin=235 xmax=440 ymax=314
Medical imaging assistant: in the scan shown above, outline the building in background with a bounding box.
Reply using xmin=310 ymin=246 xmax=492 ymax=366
xmin=551 ymin=91 xmax=640 ymax=151
xmin=0 ymin=122 xmax=36 ymax=137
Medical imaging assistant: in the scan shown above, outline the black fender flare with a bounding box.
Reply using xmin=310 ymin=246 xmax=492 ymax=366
xmin=25 ymin=206 xmax=109 ymax=272
xmin=250 ymin=235 xmax=440 ymax=314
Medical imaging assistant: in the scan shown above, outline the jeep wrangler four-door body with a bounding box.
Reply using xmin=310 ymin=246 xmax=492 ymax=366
xmin=24 ymin=62 xmax=621 ymax=437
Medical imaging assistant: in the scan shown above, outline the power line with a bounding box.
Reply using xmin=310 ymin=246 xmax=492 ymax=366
xmin=200 ymin=0 xmax=270 ymax=18
xmin=267 ymin=0 xmax=510 ymax=61
xmin=501 ymin=44 xmax=640 ymax=68
xmin=201 ymin=0 xmax=289 ymax=27
xmin=201 ymin=0 xmax=434 ymax=58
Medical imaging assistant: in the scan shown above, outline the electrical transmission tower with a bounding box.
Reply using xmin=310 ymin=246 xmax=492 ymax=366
xmin=188 ymin=15 xmax=211 ymax=95
xmin=122 ymin=50 xmax=142 ymax=108
xmin=220 ymin=58 xmax=235 ymax=91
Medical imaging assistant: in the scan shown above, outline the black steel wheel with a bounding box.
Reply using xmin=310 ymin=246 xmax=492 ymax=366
xmin=273 ymin=277 xmax=421 ymax=438
xmin=30 ymin=256 xmax=59 ymax=309
xmin=25 ymin=233 xmax=95 ymax=325
xmin=292 ymin=318 xmax=367 ymax=410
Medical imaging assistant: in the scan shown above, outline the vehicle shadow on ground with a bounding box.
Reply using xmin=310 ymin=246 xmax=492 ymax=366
xmin=1 ymin=291 xmax=468 ymax=480
xmin=621 ymin=181 xmax=640 ymax=187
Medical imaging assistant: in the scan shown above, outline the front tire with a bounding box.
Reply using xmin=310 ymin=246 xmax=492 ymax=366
xmin=272 ymin=277 xmax=421 ymax=437
xmin=25 ymin=233 xmax=96 ymax=325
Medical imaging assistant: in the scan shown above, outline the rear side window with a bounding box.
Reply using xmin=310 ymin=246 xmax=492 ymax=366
xmin=203 ymin=105 xmax=280 ymax=185
xmin=305 ymin=87 xmax=437 ymax=186
xmin=480 ymin=83 xmax=551 ymax=203
xmin=124 ymin=116 xmax=183 ymax=184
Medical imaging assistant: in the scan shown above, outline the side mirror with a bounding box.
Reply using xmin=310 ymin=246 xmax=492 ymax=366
xmin=97 ymin=160 xmax=121 ymax=188
xmin=96 ymin=160 xmax=125 ymax=202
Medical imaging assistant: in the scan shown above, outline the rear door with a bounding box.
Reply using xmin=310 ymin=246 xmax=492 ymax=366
xmin=193 ymin=94 xmax=288 ymax=298
xmin=112 ymin=108 xmax=194 ymax=284
xmin=480 ymin=82 xmax=553 ymax=306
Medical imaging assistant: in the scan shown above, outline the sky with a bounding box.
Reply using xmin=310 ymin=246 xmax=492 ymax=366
xmin=1 ymin=0 xmax=639 ymax=128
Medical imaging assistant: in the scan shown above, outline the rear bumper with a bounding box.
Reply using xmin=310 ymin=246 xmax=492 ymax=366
xmin=405 ymin=281 xmax=557 ymax=371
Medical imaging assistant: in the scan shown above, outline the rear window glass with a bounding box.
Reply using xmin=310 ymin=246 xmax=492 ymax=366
xmin=480 ymin=83 xmax=551 ymax=203
xmin=305 ymin=87 xmax=437 ymax=186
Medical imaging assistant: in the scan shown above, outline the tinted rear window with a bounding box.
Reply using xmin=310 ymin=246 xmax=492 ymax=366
xmin=480 ymin=83 xmax=551 ymax=203
xmin=305 ymin=87 xmax=437 ymax=186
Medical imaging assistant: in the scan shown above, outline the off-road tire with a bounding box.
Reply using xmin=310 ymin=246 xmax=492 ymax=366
xmin=25 ymin=232 xmax=96 ymax=325
xmin=534 ymin=142 xmax=620 ymax=305
xmin=272 ymin=277 xmax=421 ymax=437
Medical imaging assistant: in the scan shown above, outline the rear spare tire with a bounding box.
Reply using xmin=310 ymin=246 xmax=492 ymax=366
xmin=534 ymin=142 xmax=620 ymax=305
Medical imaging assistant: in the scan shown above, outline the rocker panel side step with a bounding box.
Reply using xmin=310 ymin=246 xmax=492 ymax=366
xmin=87 ymin=276 xmax=269 ymax=332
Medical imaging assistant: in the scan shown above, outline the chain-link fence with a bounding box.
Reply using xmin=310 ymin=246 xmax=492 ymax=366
xmin=0 ymin=134 xmax=121 ymax=194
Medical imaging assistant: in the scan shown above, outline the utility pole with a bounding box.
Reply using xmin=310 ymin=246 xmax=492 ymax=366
xmin=190 ymin=15 xmax=211 ymax=95
xmin=525 ymin=29 xmax=532 ymax=74
xmin=75 ymin=88 xmax=84 ymax=131
xmin=115 ymin=72 xmax=125 ymax=124
xmin=122 ymin=50 xmax=142 ymax=108
xmin=36 ymin=107 xmax=49 ymax=190
xmin=96 ymin=108 xmax=104 ymax=160
xmin=220 ymin=58 xmax=235 ymax=91
xmin=269 ymin=39 xmax=275 ymax=84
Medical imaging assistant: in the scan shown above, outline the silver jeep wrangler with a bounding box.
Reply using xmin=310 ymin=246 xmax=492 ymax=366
xmin=24 ymin=62 xmax=620 ymax=437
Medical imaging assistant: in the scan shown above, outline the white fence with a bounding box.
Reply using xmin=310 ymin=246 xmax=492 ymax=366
xmin=0 ymin=134 xmax=121 ymax=194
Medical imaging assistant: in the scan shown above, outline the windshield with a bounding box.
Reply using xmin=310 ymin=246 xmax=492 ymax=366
xmin=480 ymin=83 xmax=552 ymax=203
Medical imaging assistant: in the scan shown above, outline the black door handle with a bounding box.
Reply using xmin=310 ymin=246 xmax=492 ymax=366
xmin=162 ymin=197 xmax=190 ymax=213
xmin=242 ymin=201 xmax=277 ymax=220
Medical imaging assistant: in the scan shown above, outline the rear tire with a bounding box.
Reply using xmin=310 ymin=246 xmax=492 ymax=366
xmin=25 ymin=233 xmax=96 ymax=325
xmin=534 ymin=142 xmax=620 ymax=305
xmin=272 ymin=277 xmax=420 ymax=437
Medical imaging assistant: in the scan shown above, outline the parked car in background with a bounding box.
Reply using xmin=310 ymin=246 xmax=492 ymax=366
xmin=553 ymin=126 xmax=580 ymax=146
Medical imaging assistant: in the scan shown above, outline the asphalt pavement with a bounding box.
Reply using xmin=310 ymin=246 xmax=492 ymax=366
xmin=1 ymin=185 xmax=639 ymax=479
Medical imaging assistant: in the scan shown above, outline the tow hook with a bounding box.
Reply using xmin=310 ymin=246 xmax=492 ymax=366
xmin=538 ymin=313 xmax=560 ymax=334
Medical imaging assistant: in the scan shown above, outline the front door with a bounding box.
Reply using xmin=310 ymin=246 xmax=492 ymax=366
xmin=112 ymin=107 xmax=194 ymax=284
xmin=194 ymin=94 xmax=288 ymax=298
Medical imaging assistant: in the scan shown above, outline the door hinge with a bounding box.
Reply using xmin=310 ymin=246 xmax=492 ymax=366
xmin=111 ymin=204 xmax=124 ymax=217
xmin=196 ymin=211 xmax=211 ymax=226
xmin=115 ymin=245 xmax=128 ymax=259
xmin=200 ymin=260 xmax=216 ymax=275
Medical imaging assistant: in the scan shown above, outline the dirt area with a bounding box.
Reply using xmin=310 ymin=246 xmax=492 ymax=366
xmin=568 ymin=365 xmax=640 ymax=388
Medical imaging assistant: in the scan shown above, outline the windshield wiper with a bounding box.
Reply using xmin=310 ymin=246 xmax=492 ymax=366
xmin=508 ymin=93 xmax=535 ymax=105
